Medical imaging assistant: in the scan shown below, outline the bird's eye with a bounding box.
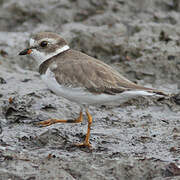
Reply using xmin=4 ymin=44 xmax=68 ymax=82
xmin=40 ymin=41 xmax=48 ymax=47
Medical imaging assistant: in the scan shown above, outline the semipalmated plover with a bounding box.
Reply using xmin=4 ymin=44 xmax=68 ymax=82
xmin=19 ymin=32 xmax=167 ymax=148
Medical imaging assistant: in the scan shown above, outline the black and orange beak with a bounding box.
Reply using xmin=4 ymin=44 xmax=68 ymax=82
xmin=19 ymin=48 xmax=32 ymax=55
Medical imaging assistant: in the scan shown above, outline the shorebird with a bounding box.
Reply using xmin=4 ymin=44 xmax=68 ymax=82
xmin=19 ymin=32 xmax=166 ymax=148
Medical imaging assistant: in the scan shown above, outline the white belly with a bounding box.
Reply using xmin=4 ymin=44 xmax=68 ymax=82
xmin=41 ymin=68 xmax=155 ymax=106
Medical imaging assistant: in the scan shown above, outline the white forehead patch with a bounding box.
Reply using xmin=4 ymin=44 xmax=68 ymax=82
xmin=29 ymin=38 xmax=36 ymax=47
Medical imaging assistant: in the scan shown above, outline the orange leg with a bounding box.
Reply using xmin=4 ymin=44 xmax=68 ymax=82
xmin=37 ymin=111 xmax=83 ymax=126
xmin=38 ymin=110 xmax=92 ymax=148
xmin=76 ymin=109 xmax=92 ymax=148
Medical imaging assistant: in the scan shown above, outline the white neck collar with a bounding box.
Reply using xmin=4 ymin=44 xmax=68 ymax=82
xmin=55 ymin=45 xmax=70 ymax=55
xmin=30 ymin=45 xmax=70 ymax=66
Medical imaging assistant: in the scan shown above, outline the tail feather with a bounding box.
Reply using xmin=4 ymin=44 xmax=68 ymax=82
xmin=148 ymin=90 xmax=168 ymax=96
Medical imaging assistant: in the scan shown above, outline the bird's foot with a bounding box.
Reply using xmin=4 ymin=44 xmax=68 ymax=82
xmin=37 ymin=113 xmax=83 ymax=127
xmin=75 ymin=141 xmax=92 ymax=149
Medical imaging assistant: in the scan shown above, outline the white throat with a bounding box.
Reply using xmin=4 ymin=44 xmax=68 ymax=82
xmin=30 ymin=45 xmax=70 ymax=66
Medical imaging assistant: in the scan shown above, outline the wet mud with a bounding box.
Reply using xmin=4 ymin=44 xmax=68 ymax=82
xmin=0 ymin=0 xmax=180 ymax=179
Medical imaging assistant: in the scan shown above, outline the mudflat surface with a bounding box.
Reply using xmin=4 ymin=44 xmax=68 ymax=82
xmin=0 ymin=0 xmax=180 ymax=179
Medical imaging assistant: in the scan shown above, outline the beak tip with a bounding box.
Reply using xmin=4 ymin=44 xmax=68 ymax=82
xmin=19 ymin=52 xmax=24 ymax=55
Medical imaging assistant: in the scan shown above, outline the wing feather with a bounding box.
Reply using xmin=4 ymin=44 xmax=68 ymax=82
xmin=50 ymin=50 xmax=165 ymax=95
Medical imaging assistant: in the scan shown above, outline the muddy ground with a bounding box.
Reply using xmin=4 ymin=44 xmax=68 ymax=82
xmin=0 ymin=0 xmax=180 ymax=179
